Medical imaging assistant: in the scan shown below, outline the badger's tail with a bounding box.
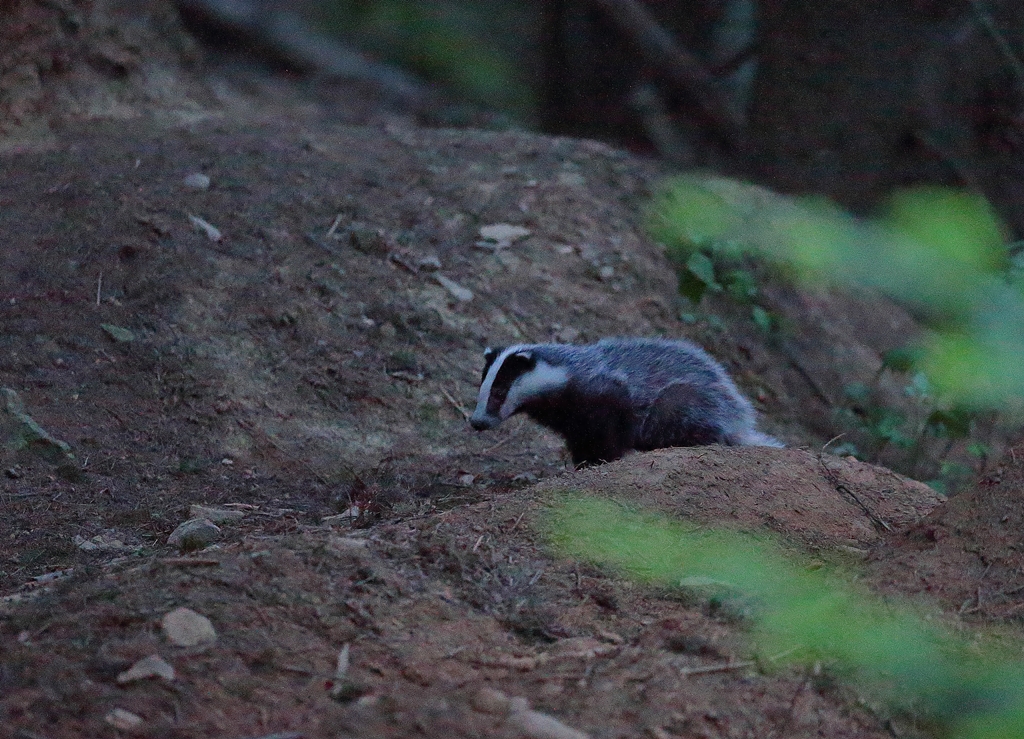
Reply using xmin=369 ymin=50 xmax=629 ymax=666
xmin=729 ymin=429 xmax=785 ymax=448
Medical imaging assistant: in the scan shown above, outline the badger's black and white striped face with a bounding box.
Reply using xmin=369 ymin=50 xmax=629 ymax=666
xmin=470 ymin=345 xmax=569 ymax=431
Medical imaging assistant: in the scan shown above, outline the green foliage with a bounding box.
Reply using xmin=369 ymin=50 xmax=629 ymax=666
xmin=649 ymin=177 xmax=786 ymax=334
xmin=543 ymin=495 xmax=1024 ymax=737
xmin=648 ymin=177 xmax=1024 ymax=410
xmin=834 ymin=341 xmax=982 ymax=487
xmin=676 ymin=251 xmax=721 ymax=303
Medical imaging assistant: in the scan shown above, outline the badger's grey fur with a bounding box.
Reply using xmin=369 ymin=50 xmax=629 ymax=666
xmin=470 ymin=337 xmax=782 ymax=466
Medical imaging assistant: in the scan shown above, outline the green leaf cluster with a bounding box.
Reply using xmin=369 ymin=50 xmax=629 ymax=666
xmin=647 ymin=177 xmax=1023 ymax=410
xmin=544 ymin=496 xmax=1024 ymax=738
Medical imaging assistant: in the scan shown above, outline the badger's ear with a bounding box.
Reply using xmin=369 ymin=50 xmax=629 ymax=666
xmin=480 ymin=346 xmax=504 ymax=383
xmin=506 ymin=350 xmax=537 ymax=372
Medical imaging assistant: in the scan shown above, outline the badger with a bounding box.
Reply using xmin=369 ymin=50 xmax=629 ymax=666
xmin=469 ymin=337 xmax=782 ymax=466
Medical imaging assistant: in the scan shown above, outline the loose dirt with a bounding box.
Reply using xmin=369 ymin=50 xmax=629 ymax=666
xmin=3 ymin=3 xmax=1024 ymax=738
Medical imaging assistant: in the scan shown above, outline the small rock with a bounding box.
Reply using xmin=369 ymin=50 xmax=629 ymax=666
xmin=162 ymin=607 xmax=217 ymax=647
xmin=598 ymin=265 xmax=615 ymax=281
xmin=328 ymin=536 xmax=368 ymax=551
xmin=434 ymin=273 xmax=473 ymax=302
xmin=553 ymin=326 xmax=580 ymax=343
xmin=74 ymin=533 xmax=132 ymax=552
xmin=348 ymin=225 xmax=389 ymax=256
xmin=183 ymin=172 xmax=211 ymax=190
xmin=509 ymin=701 xmax=591 ymax=739
xmin=417 ymin=254 xmax=442 ymax=272
xmin=1 ymin=387 xmax=75 ymax=465
xmin=116 ymin=654 xmax=176 ymax=684
xmin=167 ymin=518 xmax=221 ymax=551
xmin=512 ymin=471 xmax=539 ymax=484
xmin=188 ymin=214 xmax=223 ymax=242
xmin=101 ymin=323 xmax=136 ymax=344
xmin=471 ymin=686 xmax=512 ymax=714
xmin=188 ymin=504 xmax=245 ymax=524
xmin=477 ymin=223 xmax=531 ymax=250
xmin=104 ymin=708 xmax=144 ymax=732
xmin=557 ymin=171 xmax=586 ymax=187
xmin=458 ymin=473 xmax=476 ymax=486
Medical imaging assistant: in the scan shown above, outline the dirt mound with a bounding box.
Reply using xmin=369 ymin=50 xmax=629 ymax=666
xmin=536 ymin=446 xmax=943 ymax=553
xmin=0 ymin=25 xmax=1020 ymax=734
xmin=1 ymin=492 xmax=893 ymax=739
xmin=866 ymin=442 xmax=1024 ymax=619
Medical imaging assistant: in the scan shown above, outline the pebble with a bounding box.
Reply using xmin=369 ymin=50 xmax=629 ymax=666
xmin=183 ymin=172 xmax=211 ymax=190
xmin=509 ymin=702 xmax=591 ymax=739
xmin=162 ymin=607 xmax=217 ymax=647
xmin=471 ymin=688 xmax=590 ymax=739
xmin=434 ymin=273 xmax=473 ymax=302
xmin=167 ymin=518 xmax=221 ymax=551
xmin=116 ymin=654 xmax=176 ymax=684
xmin=104 ymin=708 xmax=144 ymax=732
xmin=477 ymin=223 xmax=531 ymax=249
xmin=74 ymin=533 xmax=133 ymax=552
xmin=417 ymin=254 xmax=442 ymax=272
xmin=471 ymin=686 xmax=511 ymax=714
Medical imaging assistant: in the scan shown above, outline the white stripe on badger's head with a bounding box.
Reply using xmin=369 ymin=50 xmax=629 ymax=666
xmin=470 ymin=345 xmax=568 ymax=430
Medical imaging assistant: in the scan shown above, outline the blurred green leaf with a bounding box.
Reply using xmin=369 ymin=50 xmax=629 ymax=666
xmin=677 ymin=251 xmax=722 ymax=303
xmin=881 ymin=187 xmax=1007 ymax=274
xmin=543 ymin=495 xmax=1024 ymax=737
xmin=647 ymin=180 xmax=740 ymax=259
xmin=926 ymin=407 xmax=974 ymax=439
xmin=648 ymin=177 xmax=1024 ymax=410
xmin=751 ymin=305 xmax=773 ymax=333
xmin=881 ymin=346 xmax=925 ymax=374
xmin=724 ymin=269 xmax=758 ymax=303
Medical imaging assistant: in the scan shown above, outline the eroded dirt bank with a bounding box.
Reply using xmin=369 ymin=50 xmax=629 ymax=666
xmin=0 ymin=115 xmax=1020 ymax=738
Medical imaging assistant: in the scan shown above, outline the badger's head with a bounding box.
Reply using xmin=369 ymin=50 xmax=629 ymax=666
xmin=470 ymin=345 xmax=569 ymax=430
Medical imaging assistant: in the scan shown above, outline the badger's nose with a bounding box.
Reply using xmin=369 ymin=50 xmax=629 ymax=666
xmin=470 ymin=414 xmax=494 ymax=431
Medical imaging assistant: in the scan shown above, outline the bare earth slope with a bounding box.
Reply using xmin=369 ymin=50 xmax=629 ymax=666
xmin=0 ymin=22 xmax=1022 ymax=734
xmin=0 ymin=115 xmax=913 ymax=739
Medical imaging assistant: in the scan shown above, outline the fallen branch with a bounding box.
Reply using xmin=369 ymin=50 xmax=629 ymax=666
xmin=679 ymin=658 xmax=756 ymax=676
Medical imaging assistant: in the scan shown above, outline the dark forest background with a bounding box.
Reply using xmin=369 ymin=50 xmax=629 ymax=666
xmin=277 ymin=0 xmax=1024 ymax=236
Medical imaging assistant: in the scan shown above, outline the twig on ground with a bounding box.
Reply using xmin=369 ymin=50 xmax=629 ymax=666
xmin=817 ymin=454 xmax=892 ymax=532
xmin=440 ymin=386 xmax=470 ymax=421
xmin=325 ymin=213 xmax=343 ymax=238
xmin=679 ymin=658 xmax=755 ymax=676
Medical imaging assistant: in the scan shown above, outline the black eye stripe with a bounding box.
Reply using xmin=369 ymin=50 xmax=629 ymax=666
xmin=481 ymin=347 xmax=503 ymax=384
xmin=490 ymin=353 xmax=536 ymax=396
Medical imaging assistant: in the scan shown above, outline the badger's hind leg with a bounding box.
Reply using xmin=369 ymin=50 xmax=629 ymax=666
xmin=638 ymin=382 xmax=733 ymax=450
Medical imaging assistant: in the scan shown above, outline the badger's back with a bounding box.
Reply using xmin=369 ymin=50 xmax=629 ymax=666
xmin=472 ymin=337 xmax=780 ymax=466
xmin=591 ymin=338 xmax=734 ymax=405
xmin=589 ymin=338 xmax=761 ymax=447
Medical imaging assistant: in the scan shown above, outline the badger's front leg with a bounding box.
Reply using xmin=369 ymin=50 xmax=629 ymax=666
xmin=562 ymin=376 xmax=634 ymax=466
